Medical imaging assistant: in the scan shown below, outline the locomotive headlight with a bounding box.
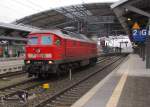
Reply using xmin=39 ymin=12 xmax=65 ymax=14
xmin=26 ymin=60 xmax=30 ymax=64
xmin=28 ymin=53 xmax=36 ymax=58
xmin=48 ymin=60 xmax=53 ymax=64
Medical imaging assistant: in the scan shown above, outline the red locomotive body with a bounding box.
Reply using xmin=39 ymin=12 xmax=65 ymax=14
xmin=24 ymin=29 xmax=98 ymax=78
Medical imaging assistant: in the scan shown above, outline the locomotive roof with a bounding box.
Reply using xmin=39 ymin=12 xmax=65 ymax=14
xmin=30 ymin=29 xmax=96 ymax=44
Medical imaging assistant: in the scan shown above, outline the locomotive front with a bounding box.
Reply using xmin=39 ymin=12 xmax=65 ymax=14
xmin=24 ymin=32 xmax=63 ymax=77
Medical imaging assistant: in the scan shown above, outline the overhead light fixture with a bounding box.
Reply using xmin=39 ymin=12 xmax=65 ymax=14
xmin=127 ymin=18 xmax=131 ymax=21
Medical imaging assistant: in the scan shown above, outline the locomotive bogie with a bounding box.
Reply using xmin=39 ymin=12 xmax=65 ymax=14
xmin=25 ymin=58 xmax=97 ymax=77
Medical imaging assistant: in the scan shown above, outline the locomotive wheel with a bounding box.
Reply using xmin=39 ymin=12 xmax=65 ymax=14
xmin=56 ymin=70 xmax=61 ymax=77
xmin=90 ymin=57 xmax=97 ymax=66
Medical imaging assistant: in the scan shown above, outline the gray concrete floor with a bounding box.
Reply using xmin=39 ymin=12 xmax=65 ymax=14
xmin=72 ymin=54 xmax=150 ymax=107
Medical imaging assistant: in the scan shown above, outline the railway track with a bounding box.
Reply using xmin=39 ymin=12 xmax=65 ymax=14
xmin=0 ymin=71 xmax=26 ymax=80
xmin=0 ymin=54 xmax=127 ymax=107
xmin=0 ymin=78 xmax=51 ymax=98
xmin=0 ymin=56 xmax=107 ymax=80
xmin=34 ymin=55 xmax=127 ymax=107
xmin=0 ymin=55 xmax=107 ymax=80
xmin=0 ymin=56 xmax=111 ymax=97
xmin=0 ymin=56 xmax=105 ymax=80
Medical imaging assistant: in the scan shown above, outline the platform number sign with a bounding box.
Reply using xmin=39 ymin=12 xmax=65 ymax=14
xmin=132 ymin=22 xmax=149 ymax=42
xmin=141 ymin=29 xmax=147 ymax=36
xmin=132 ymin=29 xmax=139 ymax=36
xmin=132 ymin=29 xmax=148 ymax=42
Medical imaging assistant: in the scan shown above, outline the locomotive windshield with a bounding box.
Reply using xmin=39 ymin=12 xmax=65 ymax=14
xmin=28 ymin=37 xmax=38 ymax=45
xmin=28 ymin=35 xmax=52 ymax=45
xmin=41 ymin=36 xmax=52 ymax=45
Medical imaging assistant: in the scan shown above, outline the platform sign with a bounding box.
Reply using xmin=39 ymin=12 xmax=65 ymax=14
xmin=132 ymin=22 xmax=140 ymax=30
xmin=132 ymin=22 xmax=148 ymax=42
xmin=132 ymin=29 xmax=147 ymax=42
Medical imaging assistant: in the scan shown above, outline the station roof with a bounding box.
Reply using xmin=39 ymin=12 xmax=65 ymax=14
xmin=0 ymin=22 xmax=40 ymax=42
xmin=15 ymin=3 xmax=114 ymax=25
xmin=111 ymin=0 xmax=150 ymax=38
xmin=0 ymin=1 xmax=128 ymax=42
xmin=0 ymin=0 xmax=119 ymax=23
xmin=14 ymin=3 xmax=125 ymax=37
xmin=0 ymin=22 xmax=39 ymax=32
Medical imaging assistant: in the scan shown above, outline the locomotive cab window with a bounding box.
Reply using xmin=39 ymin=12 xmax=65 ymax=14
xmin=41 ymin=36 xmax=52 ymax=45
xmin=28 ymin=37 xmax=38 ymax=45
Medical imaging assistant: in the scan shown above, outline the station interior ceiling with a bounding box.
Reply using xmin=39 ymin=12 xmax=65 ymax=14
xmin=1 ymin=3 xmax=126 ymax=39
xmin=0 ymin=0 xmax=149 ymax=41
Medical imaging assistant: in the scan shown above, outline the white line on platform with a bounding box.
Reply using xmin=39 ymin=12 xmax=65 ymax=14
xmin=106 ymin=71 xmax=129 ymax=107
xmin=71 ymin=55 xmax=129 ymax=107
xmin=106 ymin=57 xmax=130 ymax=107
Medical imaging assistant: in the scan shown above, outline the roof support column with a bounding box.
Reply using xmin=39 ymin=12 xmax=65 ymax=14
xmin=146 ymin=19 xmax=150 ymax=68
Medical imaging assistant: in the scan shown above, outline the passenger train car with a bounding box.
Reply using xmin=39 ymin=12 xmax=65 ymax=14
xmin=24 ymin=29 xmax=98 ymax=78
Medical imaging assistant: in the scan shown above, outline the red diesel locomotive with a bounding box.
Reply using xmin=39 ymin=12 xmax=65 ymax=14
xmin=24 ymin=29 xmax=98 ymax=78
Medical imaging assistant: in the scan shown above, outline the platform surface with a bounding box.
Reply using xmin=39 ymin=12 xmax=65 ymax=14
xmin=71 ymin=54 xmax=150 ymax=107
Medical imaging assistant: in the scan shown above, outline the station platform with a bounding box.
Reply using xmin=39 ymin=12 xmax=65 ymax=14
xmin=0 ymin=58 xmax=24 ymax=74
xmin=0 ymin=57 xmax=24 ymax=62
xmin=72 ymin=54 xmax=150 ymax=107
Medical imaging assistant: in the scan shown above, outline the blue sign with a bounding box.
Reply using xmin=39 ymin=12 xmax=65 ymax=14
xmin=132 ymin=29 xmax=148 ymax=42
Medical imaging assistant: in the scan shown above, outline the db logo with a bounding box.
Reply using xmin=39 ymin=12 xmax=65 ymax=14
xmin=34 ymin=48 xmax=41 ymax=53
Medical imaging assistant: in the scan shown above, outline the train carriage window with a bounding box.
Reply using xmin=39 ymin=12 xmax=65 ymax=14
xmin=28 ymin=37 xmax=38 ymax=45
xmin=41 ymin=36 xmax=52 ymax=45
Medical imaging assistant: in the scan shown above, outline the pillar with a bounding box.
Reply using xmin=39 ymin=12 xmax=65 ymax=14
xmin=146 ymin=39 xmax=150 ymax=68
xmin=146 ymin=19 xmax=150 ymax=68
